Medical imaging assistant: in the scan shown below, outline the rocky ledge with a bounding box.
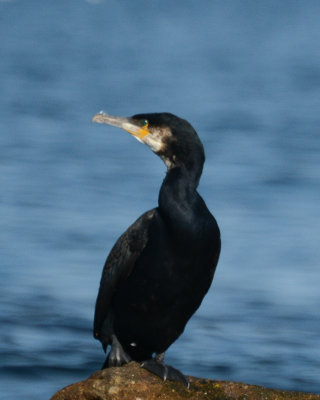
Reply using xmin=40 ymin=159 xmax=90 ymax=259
xmin=51 ymin=362 xmax=320 ymax=400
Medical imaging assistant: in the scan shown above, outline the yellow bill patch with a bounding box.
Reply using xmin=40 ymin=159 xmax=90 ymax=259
xmin=125 ymin=122 xmax=150 ymax=139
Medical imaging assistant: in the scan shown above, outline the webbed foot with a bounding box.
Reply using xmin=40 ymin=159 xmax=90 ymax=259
xmin=102 ymin=334 xmax=131 ymax=368
xmin=141 ymin=353 xmax=189 ymax=388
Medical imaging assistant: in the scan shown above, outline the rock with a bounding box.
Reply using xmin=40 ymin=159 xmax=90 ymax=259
xmin=50 ymin=362 xmax=320 ymax=400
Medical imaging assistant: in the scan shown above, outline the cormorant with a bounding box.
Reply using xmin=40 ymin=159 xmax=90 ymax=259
xmin=92 ymin=112 xmax=221 ymax=387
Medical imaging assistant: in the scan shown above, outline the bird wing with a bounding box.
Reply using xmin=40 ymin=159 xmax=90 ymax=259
xmin=93 ymin=208 xmax=156 ymax=341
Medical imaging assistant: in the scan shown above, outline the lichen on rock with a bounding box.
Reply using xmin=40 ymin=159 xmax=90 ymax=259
xmin=50 ymin=362 xmax=320 ymax=400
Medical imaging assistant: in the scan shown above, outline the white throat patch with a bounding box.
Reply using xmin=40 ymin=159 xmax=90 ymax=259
xmin=142 ymin=126 xmax=173 ymax=153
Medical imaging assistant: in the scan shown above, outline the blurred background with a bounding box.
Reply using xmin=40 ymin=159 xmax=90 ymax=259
xmin=1 ymin=0 xmax=320 ymax=398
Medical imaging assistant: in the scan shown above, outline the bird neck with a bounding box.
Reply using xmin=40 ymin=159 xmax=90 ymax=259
xmin=158 ymin=162 xmax=203 ymax=223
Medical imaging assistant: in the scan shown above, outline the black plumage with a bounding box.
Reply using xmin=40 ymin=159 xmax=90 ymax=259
xmin=92 ymin=112 xmax=221 ymax=386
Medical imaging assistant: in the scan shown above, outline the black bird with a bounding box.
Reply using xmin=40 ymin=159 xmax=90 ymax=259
xmin=92 ymin=112 xmax=221 ymax=387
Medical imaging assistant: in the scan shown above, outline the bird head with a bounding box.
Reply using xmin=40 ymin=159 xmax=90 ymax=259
xmin=92 ymin=112 xmax=204 ymax=171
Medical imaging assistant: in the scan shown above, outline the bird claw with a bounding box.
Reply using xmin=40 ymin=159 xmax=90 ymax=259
xmin=108 ymin=345 xmax=131 ymax=367
xmin=141 ymin=358 xmax=189 ymax=388
xmin=102 ymin=335 xmax=131 ymax=368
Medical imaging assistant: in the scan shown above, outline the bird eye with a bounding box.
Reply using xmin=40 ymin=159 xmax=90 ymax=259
xmin=141 ymin=120 xmax=148 ymax=127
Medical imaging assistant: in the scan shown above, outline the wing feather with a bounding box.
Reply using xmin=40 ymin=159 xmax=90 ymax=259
xmin=93 ymin=209 xmax=156 ymax=341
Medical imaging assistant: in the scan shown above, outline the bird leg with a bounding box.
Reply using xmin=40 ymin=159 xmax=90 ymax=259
xmin=141 ymin=352 xmax=189 ymax=388
xmin=102 ymin=334 xmax=131 ymax=368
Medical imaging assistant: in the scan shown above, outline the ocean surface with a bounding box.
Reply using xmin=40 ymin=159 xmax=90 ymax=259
xmin=1 ymin=1 xmax=320 ymax=398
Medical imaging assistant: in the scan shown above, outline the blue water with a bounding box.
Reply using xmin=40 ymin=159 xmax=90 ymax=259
xmin=1 ymin=1 xmax=320 ymax=398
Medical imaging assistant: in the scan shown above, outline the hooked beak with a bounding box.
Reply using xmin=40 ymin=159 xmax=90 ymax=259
xmin=92 ymin=112 xmax=150 ymax=140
